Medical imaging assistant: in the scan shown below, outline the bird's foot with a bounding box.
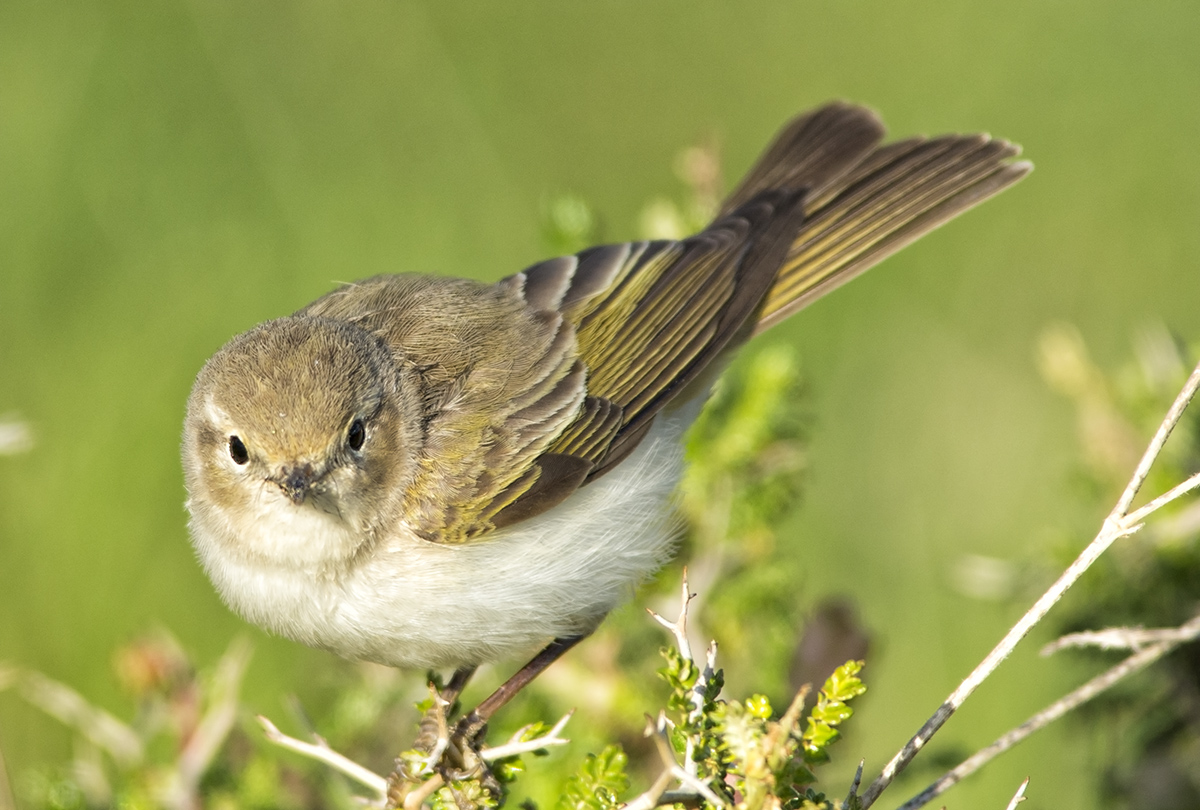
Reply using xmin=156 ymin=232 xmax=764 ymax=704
xmin=388 ymin=673 xmax=501 ymax=808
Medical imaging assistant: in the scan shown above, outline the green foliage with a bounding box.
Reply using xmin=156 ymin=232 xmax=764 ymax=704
xmin=709 ymin=663 xmax=865 ymax=810
xmin=555 ymin=746 xmax=629 ymax=810
xmin=655 ymin=644 xmax=865 ymax=810
xmin=682 ymin=343 xmax=812 ymax=700
xmin=683 ymin=344 xmax=809 ymax=554
xmin=802 ymin=661 xmax=866 ymax=765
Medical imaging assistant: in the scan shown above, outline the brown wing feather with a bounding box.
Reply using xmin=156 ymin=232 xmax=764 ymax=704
xmin=503 ymin=189 xmax=809 ymax=488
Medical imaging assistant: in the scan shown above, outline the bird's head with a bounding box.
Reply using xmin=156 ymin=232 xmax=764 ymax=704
xmin=182 ymin=316 xmax=421 ymax=570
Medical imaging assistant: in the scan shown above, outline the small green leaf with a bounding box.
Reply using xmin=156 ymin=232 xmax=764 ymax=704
xmin=824 ymin=661 xmax=866 ymax=702
xmin=746 ymin=694 xmax=773 ymax=719
xmin=810 ymin=700 xmax=852 ymax=725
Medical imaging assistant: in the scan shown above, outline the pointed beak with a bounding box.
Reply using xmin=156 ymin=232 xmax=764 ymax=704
xmin=274 ymin=464 xmax=318 ymax=505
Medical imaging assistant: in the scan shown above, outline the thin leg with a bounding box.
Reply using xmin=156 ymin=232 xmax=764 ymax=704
xmin=455 ymin=635 xmax=585 ymax=739
xmin=440 ymin=665 xmax=477 ymax=707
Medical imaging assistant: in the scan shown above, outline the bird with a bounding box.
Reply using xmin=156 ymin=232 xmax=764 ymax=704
xmin=182 ymin=102 xmax=1028 ymax=713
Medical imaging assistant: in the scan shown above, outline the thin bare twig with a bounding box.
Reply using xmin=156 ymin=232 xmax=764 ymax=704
xmin=1113 ymin=362 xmax=1200 ymax=517
xmin=257 ymin=716 xmax=388 ymax=804
xmin=896 ymin=614 xmax=1200 ymax=810
xmin=17 ymin=671 xmax=144 ymax=767
xmin=1125 ymin=468 xmax=1200 ymax=525
xmin=479 ymin=711 xmax=573 ymax=761
xmin=858 ymin=515 xmax=1137 ymax=807
xmin=1003 ymin=778 xmax=1029 ymax=810
xmin=649 ymin=569 xmax=716 ymax=778
xmin=1041 ymin=620 xmax=1200 ymax=655
xmin=859 ymin=359 xmax=1200 ymax=809
xmin=841 ymin=760 xmax=864 ymax=810
xmin=624 ymin=713 xmax=727 ymax=810
xmin=260 ymin=708 xmax=572 ymax=808
xmin=648 ymin=568 xmax=696 ymax=661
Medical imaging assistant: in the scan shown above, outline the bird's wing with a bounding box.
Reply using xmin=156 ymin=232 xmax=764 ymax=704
xmin=300 ymin=188 xmax=803 ymax=543
xmin=502 ymin=189 xmax=807 ymax=486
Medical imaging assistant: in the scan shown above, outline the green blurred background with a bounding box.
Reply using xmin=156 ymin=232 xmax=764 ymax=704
xmin=2 ymin=1 xmax=1199 ymax=807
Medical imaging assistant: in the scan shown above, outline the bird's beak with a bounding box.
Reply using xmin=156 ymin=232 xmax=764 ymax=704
xmin=273 ymin=464 xmax=318 ymax=505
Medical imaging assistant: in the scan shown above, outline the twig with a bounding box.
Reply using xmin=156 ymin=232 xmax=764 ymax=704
xmin=624 ymin=713 xmax=727 ymax=810
xmin=649 ymin=569 xmax=715 ymax=777
xmin=857 ymin=508 xmax=1137 ymax=807
xmin=840 ymin=760 xmax=863 ymax=810
xmin=1112 ymin=362 xmax=1200 ymax=517
xmin=1003 ymin=778 xmax=1029 ymax=810
xmin=648 ymin=569 xmax=696 ymax=661
xmin=479 ymin=711 xmax=573 ymax=761
xmin=260 ymin=708 xmax=571 ymax=808
xmin=1125 ymin=468 xmax=1200 ymax=525
xmin=896 ymin=613 xmax=1200 ymax=810
xmin=859 ymin=359 xmax=1200 ymax=809
xmin=1041 ymin=621 xmax=1200 ymax=655
xmin=257 ymin=716 xmax=388 ymax=805
xmin=17 ymin=671 xmax=144 ymax=767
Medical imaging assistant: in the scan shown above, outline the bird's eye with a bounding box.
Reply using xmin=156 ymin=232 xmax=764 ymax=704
xmin=347 ymin=419 xmax=366 ymax=452
xmin=228 ymin=435 xmax=249 ymax=465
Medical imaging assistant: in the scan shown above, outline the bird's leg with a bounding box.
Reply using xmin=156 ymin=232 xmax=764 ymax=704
xmin=428 ymin=636 xmax=586 ymax=801
xmin=398 ymin=636 xmax=585 ymax=805
xmin=452 ymin=635 xmax=585 ymax=746
xmin=440 ymin=665 xmax=478 ymax=708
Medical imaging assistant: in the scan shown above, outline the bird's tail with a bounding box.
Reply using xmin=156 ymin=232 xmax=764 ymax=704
xmin=721 ymin=103 xmax=1031 ymax=334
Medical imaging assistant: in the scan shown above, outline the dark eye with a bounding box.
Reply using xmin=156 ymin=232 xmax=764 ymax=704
xmin=228 ymin=435 xmax=249 ymax=465
xmin=347 ymin=419 xmax=366 ymax=452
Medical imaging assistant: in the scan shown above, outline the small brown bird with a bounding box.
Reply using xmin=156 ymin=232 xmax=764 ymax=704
xmin=182 ymin=103 xmax=1028 ymax=705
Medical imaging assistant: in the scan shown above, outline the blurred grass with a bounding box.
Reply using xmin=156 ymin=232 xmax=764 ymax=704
xmin=2 ymin=1 xmax=1200 ymax=807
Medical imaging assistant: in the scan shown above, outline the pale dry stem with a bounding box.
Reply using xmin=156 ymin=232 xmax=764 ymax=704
xmin=855 ymin=359 xmax=1200 ymax=810
xmin=624 ymin=713 xmax=727 ymax=810
xmin=1003 ymin=778 xmax=1029 ymax=810
xmin=897 ymin=613 xmax=1200 ymax=810
xmin=1041 ymin=620 xmax=1200 ymax=655
xmin=258 ymin=708 xmax=573 ymax=808
xmin=258 ymin=715 xmax=389 ymax=805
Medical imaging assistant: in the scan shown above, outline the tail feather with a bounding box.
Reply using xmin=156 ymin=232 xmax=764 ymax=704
xmin=722 ymin=103 xmax=886 ymax=214
xmin=724 ymin=103 xmax=1031 ymax=334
